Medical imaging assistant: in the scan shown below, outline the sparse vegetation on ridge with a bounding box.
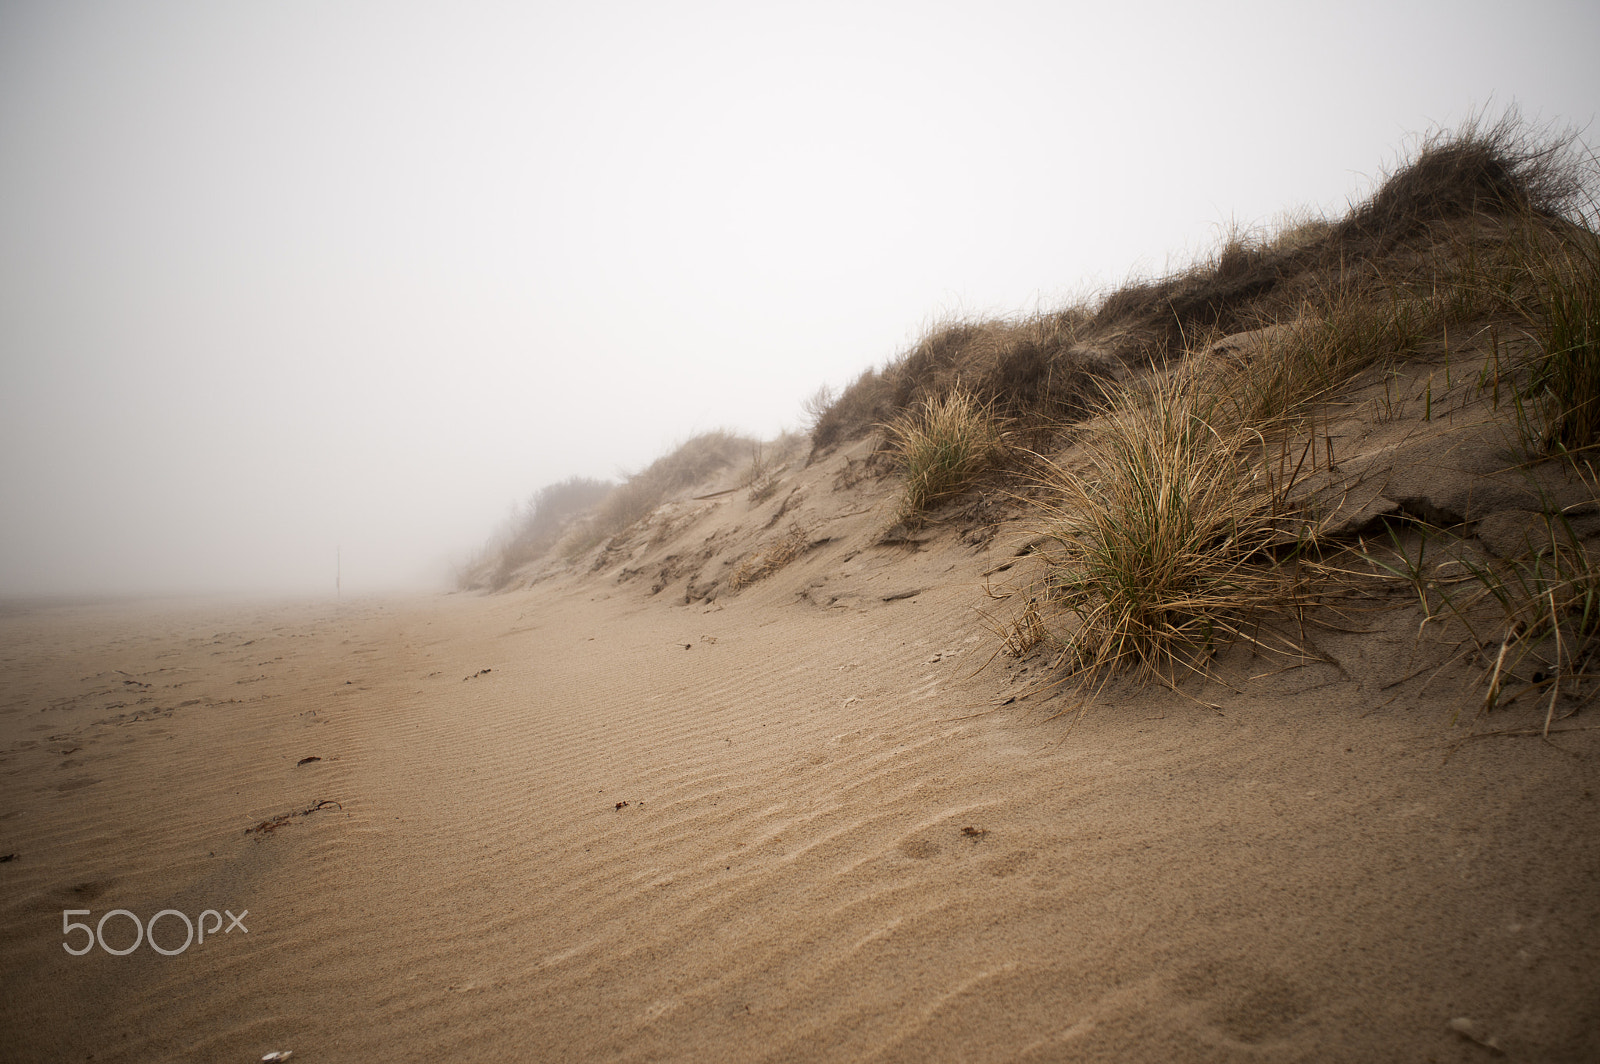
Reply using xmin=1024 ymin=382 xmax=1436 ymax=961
xmin=1207 ymin=281 xmax=1445 ymax=428
xmin=557 ymin=430 xmax=757 ymax=561
xmin=1335 ymin=472 xmax=1600 ymax=738
xmin=743 ymin=432 xmax=806 ymax=504
xmin=810 ymin=311 xmax=1103 ymax=453
xmin=461 ymin=432 xmax=758 ymax=589
xmin=809 ymin=113 xmax=1591 ymax=453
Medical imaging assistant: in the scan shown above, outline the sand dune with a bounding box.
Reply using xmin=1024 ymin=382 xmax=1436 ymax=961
xmin=3 ymin=482 xmax=1598 ymax=1062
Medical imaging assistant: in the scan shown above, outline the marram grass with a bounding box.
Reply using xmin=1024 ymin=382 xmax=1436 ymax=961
xmin=1526 ymin=218 xmax=1600 ymax=454
xmin=1032 ymin=375 xmax=1311 ymax=688
xmin=884 ymin=388 xmax=1006 ymax=520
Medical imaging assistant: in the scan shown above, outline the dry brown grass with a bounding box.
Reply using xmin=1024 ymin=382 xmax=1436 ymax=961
xmin=992 ymin=597 xmax=1053 ymax=659
xmin=728 ymin=526 xmax=811 ymax=592
xmin=1027 ymin=374 xmax=1313 ymax=690
xmin=1359 ymin=493 xmax=1600 ymax=731
xmin=883 ymin=388 xmax=1008 ymax=520
xmin=1010 ymin=115 xmax=1595 ymax=700
xmin=1511 ymin=216 xmax=1600 ymax=454
xmin=744 ymin=432 xmax=806 ymax=504
xmin=1207 ymin=280 xmax=1446 ymax=428
xmin=811 ymin=310 xmax=1100 ymax=451
xmin=1337 ymin=112 xmax=1586 ymax=248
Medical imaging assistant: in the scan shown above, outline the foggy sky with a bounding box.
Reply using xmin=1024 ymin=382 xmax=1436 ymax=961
xmin=2 ymin=0 xmax=1597 ymax=597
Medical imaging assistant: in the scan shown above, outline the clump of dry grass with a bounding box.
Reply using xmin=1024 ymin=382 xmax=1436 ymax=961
xmin=993 ymin=597 xmax=1053 ymax=658
xmin=810 ymin=310 xmax=1100 ymax=451
xmin=1030 ymin=375 xmax=1310 ymax=687
xmin=1211 ymin=281 xmax=1445 ymax=427
xmin=728 ymin=526 xmax=811 ymax=592
xmin=748 ymin=474 xmax=783 ymax=505
xmin=1050 ymin=119 xmax=1600 ymax=686
xmin=1519 ymin=218 xmax=1600 ymax=454
xmin=883 ymin=388 xmax=1008 ymax=520
xmin=1337 ymin=111 xmax=1586 ymax=248
xmin=800 ymin=384 xmax=837 ymax=435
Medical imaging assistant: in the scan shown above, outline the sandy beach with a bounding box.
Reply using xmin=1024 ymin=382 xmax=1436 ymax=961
xmin=3 ymin=493 xmax=1598 ymax=1062
xmin=5 ymin=7 xmax=1598 ymax=1060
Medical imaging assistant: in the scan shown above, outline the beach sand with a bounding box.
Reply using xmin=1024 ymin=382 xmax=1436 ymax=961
xmin=2 ymin=540 xmax=1598 ymax=1062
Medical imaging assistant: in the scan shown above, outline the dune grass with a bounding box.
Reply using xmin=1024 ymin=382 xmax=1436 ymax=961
xmin=810 ymin=311 xmax=1099 ymax=451
xmin=883 ymin=388 xmax=1008 ymax=521
xmin=470 ymin=110 xmax=1600 ymax=727
xmin=988 ymin=596 xmax=1053 ymax=659
xmin=1360 ymin=497 xmax=1600 ymax=731
xmin=743 ymin=432 xmax=805 ymax=503
xmin=1212 ymin=282 xmax=1444 ymax=428
xmin=1521 ymin=218 xmax=1600 ymax=454
xmin=1453 ymin=515 xmax=1600 ymax=727
xmin=982 ymin=115 xmax=1598 ymax=692
xmin=811 ymin=112 xmax=1591 ymax=458
xmin=1027 ymin=375 xmax=1311 ymax=688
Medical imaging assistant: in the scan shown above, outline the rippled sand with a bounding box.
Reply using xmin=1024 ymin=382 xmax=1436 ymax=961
xmin=2 ymin=571 xmax=1598 ymax=1061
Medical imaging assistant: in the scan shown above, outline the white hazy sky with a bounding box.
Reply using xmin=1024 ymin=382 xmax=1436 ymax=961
xmin=2 ymin=0 xmax=1597 ymax=597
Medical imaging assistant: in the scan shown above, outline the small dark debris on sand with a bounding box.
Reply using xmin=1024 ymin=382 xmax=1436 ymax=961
xmin=247 ymin=799 xmax=342 ymax=835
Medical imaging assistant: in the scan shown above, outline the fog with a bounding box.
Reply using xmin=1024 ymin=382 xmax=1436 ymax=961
xmin=1 ymin=0 xmax=1596 ymax=597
